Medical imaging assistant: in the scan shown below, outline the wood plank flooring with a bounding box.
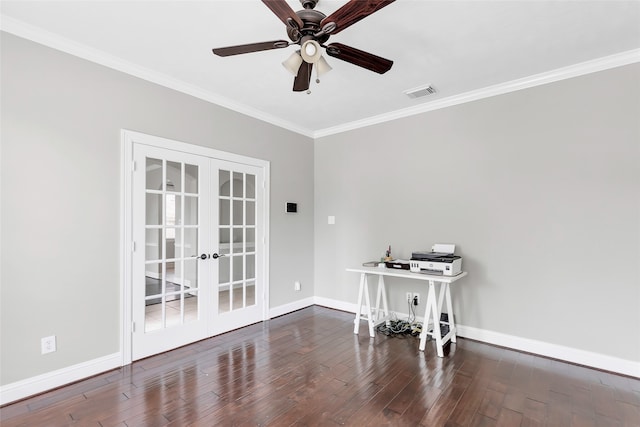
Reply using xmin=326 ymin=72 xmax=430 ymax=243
xmin=1 ymin=306 xmax=639 ymax=426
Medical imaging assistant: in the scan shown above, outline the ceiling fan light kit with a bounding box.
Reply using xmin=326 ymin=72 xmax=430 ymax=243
xmin=212 ymin=0 xmax=396 ymax=93
xmin=282 ymin=51 xmax=304 ymax=75
xmin=315 ymin=55 xmax=332 ymax=79
xmin=300 ymin=39 xmax=321 ymax=63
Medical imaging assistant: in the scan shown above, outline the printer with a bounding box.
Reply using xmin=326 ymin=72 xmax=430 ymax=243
xmin=409 ymin=244 xmax=462 ymax=276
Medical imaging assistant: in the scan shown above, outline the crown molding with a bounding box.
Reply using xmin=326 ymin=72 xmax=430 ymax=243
xmin=2 ymin=15 xmax=637 ymax=140
xmin=0 ymin=15 xmax=315 ymax=138
xmin=313 ymin=48 xmax=640 ymax=139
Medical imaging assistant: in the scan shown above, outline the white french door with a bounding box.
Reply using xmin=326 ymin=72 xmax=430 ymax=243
xmin=210 ymin=163 xmax=265 ymax=335
xmin=128 ymin=135 xmax=267 ymax=361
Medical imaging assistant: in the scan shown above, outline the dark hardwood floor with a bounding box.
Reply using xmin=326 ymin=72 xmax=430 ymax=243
xmin=1 ymin=306 xmax=639 ymax=426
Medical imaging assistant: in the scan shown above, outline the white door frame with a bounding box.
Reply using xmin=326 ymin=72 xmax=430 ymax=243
xmin=120 ymin=129 xmax=270 ymax=365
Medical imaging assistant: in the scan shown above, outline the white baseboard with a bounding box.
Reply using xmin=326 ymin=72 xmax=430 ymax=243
xmin=0 ymin=353 xmax=122 ymax=406
xmin=313 ymin=296 xmax=640 ymax=378
xmin=269 ymin=297 xmax=315 ymax=318
xmin=313 ymin=296 xmax=358 ymax=313
xmin=456 ymin=325 xmax=640 ymax=378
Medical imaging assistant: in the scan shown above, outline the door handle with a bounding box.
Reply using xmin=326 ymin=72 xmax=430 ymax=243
xmin=192 ymin=253 xmax=209 ymax=260
xmin=211 ymin=253 xmax=226 ymax=259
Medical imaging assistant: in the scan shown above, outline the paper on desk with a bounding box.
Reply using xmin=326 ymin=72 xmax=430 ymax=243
xmin=432 ymin=243 xmax=455 ymax=254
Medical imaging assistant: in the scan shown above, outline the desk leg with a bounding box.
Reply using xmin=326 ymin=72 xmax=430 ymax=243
xmin=431 ymin=280 xmax=444 ymax=357
xmin=436 ymin=282 xmax=447 ymax=342
xmin=380 ymin=276 xmax=389 ymax=324
xmin=363 ymin=275 xmax=375 ymax=337
xmin=375 ymin=275 xmax=389 ymax=324
xmin=419 ymin=280 xmax=444 ymax=357
xmin=419 ymin=282 xmax=432 ymax=352
xmin=437 ymin=282 xmax=446 ymax=315
xmin=353 ymin=273 xmax=365 ymax=334
xmin=444 ymin=282 xmax=456 ymax=343
xmin=374 ymin=275 xmax=381 ymax=322
xmin=353 ymin=274 xmax=375 ymax=338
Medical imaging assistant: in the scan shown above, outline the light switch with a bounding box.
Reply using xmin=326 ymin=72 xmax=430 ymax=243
xmin=328 ymin=215 xmax=335 ymax=225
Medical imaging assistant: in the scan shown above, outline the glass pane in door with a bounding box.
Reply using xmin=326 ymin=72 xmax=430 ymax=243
xmin=218 ymin=285 xmax=230 ymax=313
xmin=144 ymin=158 xmax=200 ymax=332
xmin=166 ymin=161 xmax=182 ymax=192
xmin=233 ymin=172 xmax=243 ymax=197
xmin=246 ymin=201 xmax=255 ymax=226
xmin=146 ymin=158 xmax=163 ymax=190
xmin=246 ymin=174 xmax=255 ymax=198
xmin=246 ymin=254 xmax=255 ymax=280
xmin=246 ymin=228 xmax=255 ymax=252
xmin=232 ymin=229 xmax=243 ymax=253
xmin=184 ymin=196 xmax=198 ymax=225
xmin=219 ymin=170 xmax=230 ymax=196
xmin=185 ymin=164 xmax=198 ymax=193
xmin=246 ymin=281 xmax=256 ymax=306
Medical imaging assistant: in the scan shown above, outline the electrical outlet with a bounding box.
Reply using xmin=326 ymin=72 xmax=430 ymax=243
xmin=406 ymin=292 xmax=412 ymax=303
xmin=294 ymin=281 xmax=301 ymax=291
xmin=41 ymin=335 xmax=56 ymax=354
xmin=413 ymin=293 xmax=420 ymax=305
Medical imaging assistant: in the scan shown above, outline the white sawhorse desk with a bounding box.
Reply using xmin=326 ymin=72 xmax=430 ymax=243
xmin=347 ymin=267 xmax=467 ymax=357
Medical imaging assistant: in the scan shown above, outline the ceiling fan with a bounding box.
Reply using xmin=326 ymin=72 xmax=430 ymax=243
xmin=212 ymin=0 xmax=395 ymax=93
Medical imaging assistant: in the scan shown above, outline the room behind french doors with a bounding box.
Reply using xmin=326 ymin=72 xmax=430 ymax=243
xmin=129 ymin=137 xmax=267 ymax=361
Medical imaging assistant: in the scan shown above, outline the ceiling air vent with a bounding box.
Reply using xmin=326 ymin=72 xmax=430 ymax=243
xmin=404 ymin=84 xmax=436 ymax=99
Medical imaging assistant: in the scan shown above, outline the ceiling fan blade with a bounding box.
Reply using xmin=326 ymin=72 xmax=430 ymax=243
xmin=293 ymin=62 xmax=313 ymax=92
xmin=262 ymin=0 xmax=304 ymax=29
xmin=325 ymin=43 xmax=393 ymax=74
xmin=212 ymin=40 xmax=289 ymax=57
xmin=320 ymin=0 xmax=395 ymax=35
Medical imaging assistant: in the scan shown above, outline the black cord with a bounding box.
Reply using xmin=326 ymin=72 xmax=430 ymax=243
xmin=408 ymin=298 xmax=416 ymax=323
xmin=376 ymin=306 xmax=422 ymax=338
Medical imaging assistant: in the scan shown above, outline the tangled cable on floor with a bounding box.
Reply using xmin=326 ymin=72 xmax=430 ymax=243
xmin=376 ymin=299 xmax=423 ymax=338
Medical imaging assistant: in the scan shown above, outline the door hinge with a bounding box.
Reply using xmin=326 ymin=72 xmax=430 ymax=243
xmin=132 ymin=241 xmax=136 ymax=252
xmin=132 ymin=161 xmax=137 ymax=172
xmin=132 ymin=321 xmax=136 ymax=332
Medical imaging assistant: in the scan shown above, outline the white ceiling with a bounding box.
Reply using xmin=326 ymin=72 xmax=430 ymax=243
xmin=2 ymin=1 xmax=639 ymax=137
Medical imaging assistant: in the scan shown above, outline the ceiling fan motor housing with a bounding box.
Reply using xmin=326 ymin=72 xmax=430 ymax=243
xmin=300 ymin=0 xmax=319 ymax=9
xmin=287 ymin=8 xmax=329 ymax=44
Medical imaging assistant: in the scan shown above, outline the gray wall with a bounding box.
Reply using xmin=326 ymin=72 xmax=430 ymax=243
xmin=314 ymin=63 xmax=640 ymax=362
xmin=1 ymin=32 xmax=315 ymax=385
xmin=2 ymin=29 xmax=638 ymax=389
